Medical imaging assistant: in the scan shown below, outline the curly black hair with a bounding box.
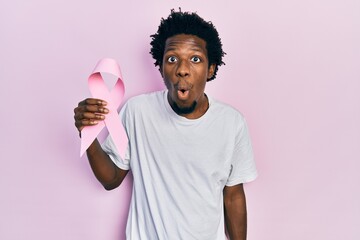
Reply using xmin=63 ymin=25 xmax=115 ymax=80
xmin=150 ymin=9 xmax=226 ymax=81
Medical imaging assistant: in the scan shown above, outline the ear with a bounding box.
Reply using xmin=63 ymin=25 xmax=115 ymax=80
xmin=207 ymin=64 xmax=216 ymax=80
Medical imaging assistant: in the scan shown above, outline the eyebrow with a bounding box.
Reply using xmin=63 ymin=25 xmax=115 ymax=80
xmin=164 ymin=46 xmax=205 ymax=53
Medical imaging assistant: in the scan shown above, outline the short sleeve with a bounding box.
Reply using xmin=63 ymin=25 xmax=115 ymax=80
xmin=102 ymin=135 xmax=130 ymax=170
xmin=101 ymin=103 xmax=131 ymax=170
xmin=226 ymin=117 xmax=258 ymax=186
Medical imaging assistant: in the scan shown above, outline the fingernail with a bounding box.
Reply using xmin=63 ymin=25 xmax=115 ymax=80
xmin=102 ymin=101 xmax=107 ymax=105
xmin=103 ymin=108 xmax=109 ymax=113
xmin=91 ymin=121 xmax=98 ymax=124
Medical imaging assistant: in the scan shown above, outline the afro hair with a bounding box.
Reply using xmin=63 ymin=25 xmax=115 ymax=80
xmin=150 ymin=9 xmax=226 ymax=81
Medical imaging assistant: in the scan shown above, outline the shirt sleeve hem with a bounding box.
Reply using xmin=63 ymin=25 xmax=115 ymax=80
xmin=225 ymin=171 xmax=258 ymax=187
xmin=107 ymin=154 xmax=130 ymax=171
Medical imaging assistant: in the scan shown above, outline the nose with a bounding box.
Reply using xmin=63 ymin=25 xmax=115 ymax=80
xmin=176 ymin=60 xmax=190 ymax=77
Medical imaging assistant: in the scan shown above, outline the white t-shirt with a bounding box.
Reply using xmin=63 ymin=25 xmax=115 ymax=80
xmin=102 ymin=90 xmax=257 ymax=240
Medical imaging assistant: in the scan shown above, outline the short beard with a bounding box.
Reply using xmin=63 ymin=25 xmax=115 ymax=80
xmin=171 ymin=101 xmax=197 ymax=115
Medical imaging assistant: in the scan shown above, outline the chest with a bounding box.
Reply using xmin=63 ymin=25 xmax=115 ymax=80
xmin=128 ymin=111 xmax=236 ymax=187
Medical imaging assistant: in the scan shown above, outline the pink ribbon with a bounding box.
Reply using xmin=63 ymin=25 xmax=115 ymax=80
xmin=80 ymin=58 xmax=127 ymax=158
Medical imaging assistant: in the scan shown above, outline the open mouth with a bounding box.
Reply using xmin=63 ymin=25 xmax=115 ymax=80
xmin=177 ymin=88 xmax=190 ymax=100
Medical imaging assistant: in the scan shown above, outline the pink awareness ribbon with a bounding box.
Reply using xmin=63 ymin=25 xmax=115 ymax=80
xmin=80 ymin=58 xmax=127 ymax=158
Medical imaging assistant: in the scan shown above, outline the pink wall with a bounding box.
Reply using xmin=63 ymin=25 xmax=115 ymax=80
xmin=1 ymin=0 xmax=359 ymax=239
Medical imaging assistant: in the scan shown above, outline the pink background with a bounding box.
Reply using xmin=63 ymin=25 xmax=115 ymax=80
xmin=1 ymin=0 xmax=359 ymax=239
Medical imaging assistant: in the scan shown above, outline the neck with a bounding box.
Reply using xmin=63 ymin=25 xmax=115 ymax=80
xmin=169 ymin=93 xmax=209 ymax=119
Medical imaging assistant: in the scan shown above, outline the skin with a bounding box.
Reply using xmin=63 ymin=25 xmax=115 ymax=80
xmin=74 ymin=34 xmax=248 ymax=239
xmin=161 ymin=34 xmax=215 ymax=119
xmin=224 ymin=184 xmax=248 ymax=240
xmin=74 ymin=99 xmax=128 ymax=190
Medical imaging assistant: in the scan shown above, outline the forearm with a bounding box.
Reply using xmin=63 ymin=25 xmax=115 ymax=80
xmin=224 ymin=185 xmax=247 ymax=240
xmin=86 ymin=139 xmax=127 ymax=190
xmin=225 ymin=203 xmax=247 ymax=239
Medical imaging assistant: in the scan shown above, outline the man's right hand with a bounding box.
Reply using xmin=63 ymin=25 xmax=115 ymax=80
xmin=73 ymin=98 xmax=128 ymax=190
xmin=74 ymin=98 xmax=109 ymax=135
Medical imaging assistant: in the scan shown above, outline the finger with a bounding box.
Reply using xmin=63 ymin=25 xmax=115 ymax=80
xmin=74 ymin=105 xmax=109 ymax=115
xmin=74 ymin=112 xmax=106 ymax=125
xmin=85 ymin=104 xmax=109 ymax=114
xmin=75 ymin=119 xmax=100 ymax=130
xmin=81 ymin=119 xmax=99 ymax=125
xmin=79 ymin=112 xmax=106 ymax=120
xmin=78 ymin=98 xmax=107 ymax=106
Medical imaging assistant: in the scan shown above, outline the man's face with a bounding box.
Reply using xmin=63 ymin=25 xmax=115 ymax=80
xmin=161 ymin=34 xmax=215 ymax=118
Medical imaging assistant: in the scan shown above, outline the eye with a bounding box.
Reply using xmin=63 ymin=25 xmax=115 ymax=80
xmin=167 ymin=56 xmax=177 ymax=63
xmin=191 ymin=56 xmax=201 ymax=63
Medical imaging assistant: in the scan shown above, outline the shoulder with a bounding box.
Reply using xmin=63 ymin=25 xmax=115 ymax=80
xmin=121 ymin=90 xmax=166 ymax=119
xmin=125 ymin=90 xmax=165 ymax=110
xmin=120 ymin=90 xmax=167 ymax=126
xmin=210 ymin=97 xmax=246 ymax=124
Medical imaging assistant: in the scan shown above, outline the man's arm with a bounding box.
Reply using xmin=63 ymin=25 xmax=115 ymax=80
xmin=86 ymin=139 xmax=128 ymax=190
xmin=223 ymin=184 xmax=247 ymax=240
xmin=74 ymin=98 xmax=128 ymax=190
